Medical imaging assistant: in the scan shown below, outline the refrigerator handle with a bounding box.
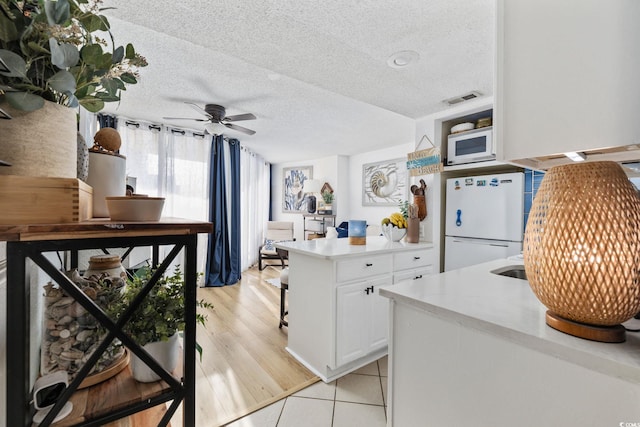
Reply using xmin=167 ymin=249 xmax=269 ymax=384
xmin=451 ymin=238 xmax=510 ymax=248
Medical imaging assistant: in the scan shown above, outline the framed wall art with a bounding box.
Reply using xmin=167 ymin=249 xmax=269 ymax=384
xmin=362 ymin=158 xmax=407 ymax=206
xmin=282 ymin=165 xmax=313 ymax=212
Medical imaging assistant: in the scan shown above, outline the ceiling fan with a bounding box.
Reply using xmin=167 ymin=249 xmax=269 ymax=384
xmin=163 ymin=102 xmax=257 ymax=135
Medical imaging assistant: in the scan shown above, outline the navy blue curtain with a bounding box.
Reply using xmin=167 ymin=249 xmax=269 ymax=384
xmin=205 ymin=136 xmax=241 ymax=286
xmin=97 ymin=113 xmax=117 ymax=129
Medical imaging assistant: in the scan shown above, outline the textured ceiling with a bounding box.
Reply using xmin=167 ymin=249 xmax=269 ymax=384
xmin=101 ymin=0 xmax=495 ymax=163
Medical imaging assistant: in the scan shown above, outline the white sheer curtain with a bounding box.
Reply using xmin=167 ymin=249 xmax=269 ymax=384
xmin=79 ymin=112 xmax=271 ymax=275
xmin=116 ymin=120 xmax=211 ymax=276
xmin=240 ymin=146 xmax=270 ymax=271
xmin=163 ymin=129 xmax=211 ymax=276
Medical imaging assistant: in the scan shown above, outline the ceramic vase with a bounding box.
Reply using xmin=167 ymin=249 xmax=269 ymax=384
xmin=76 ymin=132 xmax=89 ymax=182
xmin=86 ymin=150 xmax=126 ymax=217
xmin=130 ymin=333 xmax=180 ymax=383
xmin=0 ymin=101 xmax=77 ymax=178
xmin=406 ymin=218 xmax=420 ymax=243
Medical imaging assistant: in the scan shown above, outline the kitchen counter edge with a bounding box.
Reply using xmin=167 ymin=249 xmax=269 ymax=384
xmin=275 ymin=236 xmax=434 ymax=260
xmin=379 ymin=258 xmax=640 ymax=385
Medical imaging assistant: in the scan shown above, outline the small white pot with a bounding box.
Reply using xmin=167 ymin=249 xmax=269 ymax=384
xmin=130 ymin=333 xmax=179 ymax=383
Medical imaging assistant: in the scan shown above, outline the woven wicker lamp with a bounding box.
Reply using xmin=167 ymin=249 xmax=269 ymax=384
xmin=523 ymin=161 xmax=640 ymax=342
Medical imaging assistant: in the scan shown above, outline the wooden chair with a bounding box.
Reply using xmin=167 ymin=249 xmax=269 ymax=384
xmin=258 ymin=221 xmax=294 ymax=270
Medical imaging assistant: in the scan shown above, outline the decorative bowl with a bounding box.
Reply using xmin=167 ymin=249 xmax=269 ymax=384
xmin=381 ymin=224 xmax=407 ymax=242
xmin=106 ymin=196 xmax=165 ymax=221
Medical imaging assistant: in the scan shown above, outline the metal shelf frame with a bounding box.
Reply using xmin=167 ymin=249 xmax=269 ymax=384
xmin=6 ymin=233 xmax=198 ymax=427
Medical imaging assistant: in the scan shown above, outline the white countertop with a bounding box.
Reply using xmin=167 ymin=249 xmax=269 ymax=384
xmin=379 ymin=258 xmax=640 ymax=384
xmin=275 ymin=236 xmax=434 ymax=259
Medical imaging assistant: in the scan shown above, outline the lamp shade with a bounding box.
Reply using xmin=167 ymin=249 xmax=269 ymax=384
xmin=523 ymin=161 xmax=640 ymax=342
xmin=304 ymin=179 xmax=322 ymax=194
xmin=205 ymin=122 xmax=227 ymax=135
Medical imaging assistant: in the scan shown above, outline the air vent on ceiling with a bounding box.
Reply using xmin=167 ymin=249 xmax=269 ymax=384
xmin=443 ymin=91 xmax=483 ymax=106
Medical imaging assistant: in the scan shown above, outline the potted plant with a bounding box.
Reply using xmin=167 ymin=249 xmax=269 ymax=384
xmin=110 ymin=266 xmax=213 ymax=383
xmin=319 ymin=190 xmax=334 ymax=214
xmin=0 ymin=0 xmax=148 ymax=177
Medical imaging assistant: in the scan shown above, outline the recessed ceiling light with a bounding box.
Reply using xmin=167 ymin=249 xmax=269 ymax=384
xmin=564 ymin=152 xmax=587 ymax=162
xmin=387 ymin=51 xmax=419 ymax=69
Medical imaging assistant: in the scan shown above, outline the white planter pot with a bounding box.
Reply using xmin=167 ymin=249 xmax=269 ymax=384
xmin=130 ymin=333 xmax=180 ymax=383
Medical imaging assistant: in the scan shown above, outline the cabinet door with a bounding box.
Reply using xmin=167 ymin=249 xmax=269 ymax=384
xmin=336 ymin=276 xmax=392 ymax=367
xmin=497 ymin=0 xmax=640 ymax=162
xmin=369 ymin=277 xmax=393 ymax=352
xmin=336 ymin=281 xmax=369 ymax=366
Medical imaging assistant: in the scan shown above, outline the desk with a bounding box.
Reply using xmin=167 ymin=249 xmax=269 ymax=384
xmin=302 ymin=214 xmax=336 ymax=240
xmin=2 ymin=218 xmax=212 ymax=427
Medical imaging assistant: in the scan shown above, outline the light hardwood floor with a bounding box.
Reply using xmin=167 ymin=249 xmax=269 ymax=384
xmin=105 ymin=264 xmax=318 ymax=427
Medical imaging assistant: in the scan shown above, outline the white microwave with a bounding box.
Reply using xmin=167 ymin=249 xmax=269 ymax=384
xmin=447 ymin=126 xmax=495 ymax=166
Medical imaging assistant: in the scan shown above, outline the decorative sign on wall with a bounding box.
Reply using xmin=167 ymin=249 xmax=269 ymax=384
xmin=407 ymin=135 xmax=443 ymax=176
xmin=283 ymin=165 xmax=313 ymax=212
xmin=362 ymin=158 xmax=407 ymax=206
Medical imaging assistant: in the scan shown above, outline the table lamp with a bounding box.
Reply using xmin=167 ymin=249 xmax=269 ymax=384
xmin=304 ymin=179 xmax=322 ymax=213
xmin=523 ymin=161 xmax=640 ymax=342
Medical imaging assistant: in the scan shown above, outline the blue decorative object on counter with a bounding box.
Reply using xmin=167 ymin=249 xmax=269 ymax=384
xmin=348 ymin=220 xmax=366 ymax=245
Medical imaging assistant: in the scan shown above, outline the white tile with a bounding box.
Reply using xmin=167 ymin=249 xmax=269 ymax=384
xmin=332 ymin=401 xmax=387 ymax=427
xmin=378 ymin=356 xmax=388 ymax=377
xmin=225 ymin=399 xmax=284 ymax=427
xmin=335 ymin=374 xmax=384 ymax=405
xmin=293 ymin=380 xmax=336 ymax=400
xmin=381 ymin=376 xmax=388 ymax=407
xmin=276 ymin=396 xmax=334 ymax=427
xmin=353 ymin=361 xmax=379 ymax=376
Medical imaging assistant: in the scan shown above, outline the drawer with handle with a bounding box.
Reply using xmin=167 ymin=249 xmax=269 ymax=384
xmin=393 ymin=250 xmax=430 ymax=271
xmin=336 ymin=255 xmax=392 ymax=283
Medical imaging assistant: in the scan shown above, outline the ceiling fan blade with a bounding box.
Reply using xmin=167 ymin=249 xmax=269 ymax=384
xmin=162 ymin=116 xmax=209 ymax=121
xmin=224 ymin=122 xmax=256 ymax=135
xmin=185 ymin=102 xmax=211 ymax=118
xmin=224 ymin=113 xmax=256 ymax=122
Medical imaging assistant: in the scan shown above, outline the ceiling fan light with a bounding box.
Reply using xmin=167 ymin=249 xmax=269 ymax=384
xmin=205 ymin=122 xmax=227 ymax=135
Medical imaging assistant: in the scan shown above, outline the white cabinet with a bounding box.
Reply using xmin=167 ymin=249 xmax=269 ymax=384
xmin=496 ymin=0 xmax=640 ymax=163
xmin=392 ymin=250 xmax=434 ymax=283
xmin=279 ymin=237 xmax=435 ymax=382
xmin=336 ymin=276 xmax=392 ymax=367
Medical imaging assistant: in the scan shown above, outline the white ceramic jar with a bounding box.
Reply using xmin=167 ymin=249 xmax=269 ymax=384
xmin=83 ymin=254 xmax=126 ymax=279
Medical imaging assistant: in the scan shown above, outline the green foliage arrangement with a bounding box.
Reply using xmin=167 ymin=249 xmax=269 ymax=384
xmin=111 ymin=266 xmax=213 ymax=359
xmin=0 ymin=0 xmax=148 ymax=112
xmin=398 ymin=199 xmax=409 ymax=219
xmin=321 ymin=190 xmax=334 ymax=204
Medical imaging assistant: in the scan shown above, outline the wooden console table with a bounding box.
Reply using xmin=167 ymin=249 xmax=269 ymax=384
xmin=302 ymin=214 xmax=336 ymax=240
xmin=2 ymin=218 xmax=213 ymax=427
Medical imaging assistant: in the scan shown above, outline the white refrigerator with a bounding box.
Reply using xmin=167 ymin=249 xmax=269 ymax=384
xmin=444 ymin=172 xmax=524 ymax=271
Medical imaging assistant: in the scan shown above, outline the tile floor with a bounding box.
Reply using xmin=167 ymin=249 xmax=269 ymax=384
xmin=225 ymin=356 xmax=388 ymax=427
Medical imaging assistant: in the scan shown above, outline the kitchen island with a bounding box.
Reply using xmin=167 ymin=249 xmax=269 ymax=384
xmin=275 ymin=236 xmax=434 ymax=382
xmin=380 ymin=258 xmax=640 ymax=426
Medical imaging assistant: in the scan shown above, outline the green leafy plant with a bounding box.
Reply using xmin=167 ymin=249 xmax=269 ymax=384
xmin=398 ymin=199 xmax=409 ymax=219
xmin=321 ymin=190 xmax=334 ymax=204
xmin=111 ymin=266 xmax=213 ymax=360
xmin=0 ymin=0 xmax=148 ymax=112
